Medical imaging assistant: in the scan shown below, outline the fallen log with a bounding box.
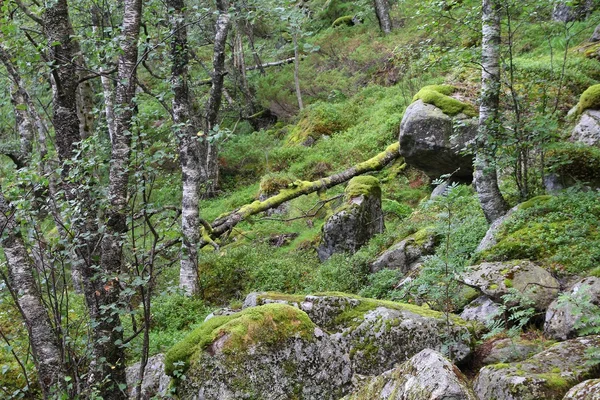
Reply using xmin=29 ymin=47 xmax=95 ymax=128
xmin=199 ymin=142 xmax=401 ymax=248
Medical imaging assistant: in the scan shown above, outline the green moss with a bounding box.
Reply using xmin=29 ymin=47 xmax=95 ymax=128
xmin=257 ymin=292 xmax=307 ymax=303
xmin=538 ymin=373 xmax=571 ymax=392
xmin=345 ymin=176 xmax=381 ymax=199
xmin=412 ymin=227 xmax=436 ymax=245
xmin=332 ymin=15 xmax=354 ymax=27
xmin=164 ymin=304 xmax=315 ymax=377
xmin=489 ymin=284 xmax=499 ymax=290
xmin=546 ymin=142 xmax=600 ymax=184
xmin=519 ymin=195 xmax=552 ymax=210
xmin=259 ymin=173 xmax=296 ymax=196
xmin=504 ymin=279 xmax=514 ymax=288
xmin=490 ymin=363 xmax=512 ymax=370
xmin=577 ymin=84 xmax=600 ymax=114
xmin=287 ymin=102 xmax=354 ymax=145
xmin=412 ymin=85 xmax=478 ymax=117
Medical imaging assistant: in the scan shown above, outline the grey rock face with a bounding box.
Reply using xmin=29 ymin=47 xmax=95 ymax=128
xmin=370 ymin=230 xmax=436 ymax=273
xmin=552 ymin=0 xmax=595 ymax=22
xmin=460 ymin=295 xmax=501 ymax=325
xmin=591 ymin=24 xmax=600 ymax=42
xmin=318 ymin=177 xmax=384 ymax=261
xmin=474 ymin=335 xmax=600 ymax=400
xmin=563 ymin=379 xmax=600 ymax=399
xmin=481 ymin=338 xmax=547 ymax=365
xmin=460 ymin=260 xmax=560 ymax=311
xmin=571 ymin=109 xmax=600 ymax=148
xmin=342 ymin=349 xmax=476 ymax=400
xmin=545 ymin=276 xmax=600 ymax=340
xmin=399 ymin=100 xmax=477 ymax=183
xmin=126 ymin=354 xmax=171 ymax=400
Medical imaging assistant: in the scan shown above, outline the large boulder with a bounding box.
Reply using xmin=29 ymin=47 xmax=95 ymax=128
xmin=342 ymin=349 xmax=476 ymax=400
xmin=480 ymin=337 xmax=548 ymax=365
xmin=125 ymin=354 xmax=171 ymax=400
xmin=459 ymin=260 xmax=560 ymax=311
xmin=545 ymin=276 xmax=600 ymax=340
xmin=552 ymin=0 xmax=595 ymax=22
xmin=474 ymin=335 xmax=600 ymax=400
xmin=571 ymin=109 xmax=600 ymax=148
xmin=369 ymin=228 xmax=436 ymax=273
xmin=168 ymin=303 xmax=353 ymax=400
xmin=563 ymin=379 xmax=600 ymax=399
xmin=398 ymin=97 xmax=477 ymax=183
xmin=318 ymin=176 xmax=384 ymax=261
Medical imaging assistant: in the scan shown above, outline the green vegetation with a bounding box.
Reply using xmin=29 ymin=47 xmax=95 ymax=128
xmin=345 ymin=176 xmax=381 ymax=198
xmin=577 ymin=84 xmax=600 ymax=114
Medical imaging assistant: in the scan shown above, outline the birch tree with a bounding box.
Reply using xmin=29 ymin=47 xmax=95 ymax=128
xmin=474 ymin=0 xmax=509 ymax=223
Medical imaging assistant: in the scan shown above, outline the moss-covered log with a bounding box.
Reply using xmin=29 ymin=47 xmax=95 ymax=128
xmin=199 ymin=142 xmax=401 ymax=248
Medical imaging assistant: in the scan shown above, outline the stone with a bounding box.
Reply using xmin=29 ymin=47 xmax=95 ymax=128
xmin=474 ymin=335 xmax=600 ymax=400
xmin=460 ymin=295 xmax=501 ymax=326
xmin=244 ymin=292 xmax=473 ymax=373
xmin=481 ymin=338 xmax=547 ymax=365
xmin=571 ymin=109 xmax=600 ymax=148
xmin=545 ymin=276 xmax=600 ymax=340
xmin=476 ymin=205 xmax=518 ymax=253
xmin=591 ymin=24 xmax=600 ymax=42
xmin=398 ymin=99 xmax=477 ymax=183
xmin=126 ymin=354 xmax=171 ymax=400
xmin=563 ymin=379 xmax=600 ymax=399
xmin=552 ymin=0 xmax=595 ymax=22
xmin=459 ymin=260 xmax=560 ymax=311
xmin=369 ymin=229 xmax=436 ymax=273
xmin=342 ymin=349 xmax=477 ymax=400
xmin=318 ymin=176 xmax=384 ymax=261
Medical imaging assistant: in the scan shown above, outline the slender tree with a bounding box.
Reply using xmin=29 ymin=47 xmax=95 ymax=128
xmin=374 ymin=0 xmax=392 ymax=34
xmin=474 ymin=0 xmax=509 ymax=224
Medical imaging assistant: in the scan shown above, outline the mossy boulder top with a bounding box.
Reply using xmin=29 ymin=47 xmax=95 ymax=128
xmin=412 ymin=85 xmax=477 ymax=117
xmin=474 ymin=335 xmax=600 ymax=400
xmin=577 ymin=84 xmax=600 ymax=115
xmin=459 ymin=260 xmax=560 ymax=311
xmin=399 ymin=90 xmax=477 ymax=183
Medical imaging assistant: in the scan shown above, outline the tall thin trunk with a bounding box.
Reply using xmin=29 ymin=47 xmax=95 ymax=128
xmin=292 ymin=34 xmax=303 ymax=110
xmin=0 ymin=189 xmax=67 ymax=398
xmin=93 ymin=0 xmax=143 ymax=397
xmin=205 ymin=0 xmax=231 ymax=195
xmin=373 ymin=0 xmax=392 ymax=34
xmin=474 ymin=0 xmax=509 ymax=223
xmin=168 ymin=0 xmax=204 ymax=296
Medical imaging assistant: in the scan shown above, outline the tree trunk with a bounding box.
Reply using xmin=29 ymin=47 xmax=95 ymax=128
xmin=198 ymin=142 xmax=400 ymax=249
xmin=474 ymin=0 xmax=509 ymax=224
xmin=167 ymin=0 xmax=205 ymax=296
xmin=373 ymin=0 xmax=392 ymax=34
xmin=92 ymin=0 xmax=143 ymax=397
xmin=204 ymin=0 xmax=231 ymax=195
xmin=292 ymin=33 xmax=304 ymax=111
xmin=0 ymin=189 xmax=67 ymax=398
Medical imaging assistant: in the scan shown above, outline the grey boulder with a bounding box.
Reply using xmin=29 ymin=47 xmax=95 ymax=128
xmin=545 ymin=276 xmax=600 ymax=340
xmin=571 ymin=109 xmax=600 ymax=148
xmin=460 ymin=295 xmax=501 ymax=326
xmin=126 ymin=354 xmax=171 ymax=400
xmin=563 ymin=379 xmax=600 ymax=399
xmin=342 ymin=349 xmax=476 ymax=400
xmin=399 ymin=100 xmax=477 ymax=183
xmin=370 ymin=229 xmax=436 ymax=273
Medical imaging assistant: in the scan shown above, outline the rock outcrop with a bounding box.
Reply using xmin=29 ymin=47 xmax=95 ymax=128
xmin=167 ymin=293 xmax=473 ymax=399
xmin=460 ymin=295 xmax=501 ymax=326
xmin=552 ymin=0 xmax=595 ymax=22
xmin=369 ymin=229 xmax=436 ymax=273
xmin=460 ymin=260 xmax=560 ymax=311
xmin=545 ymin=276 xmax=600 ymax=340
xmin=563 ymin=379 xmax=600 ymax=399
xmin=474 ymin=335 xmax=600 ymax=400
xmin=318 ymin=176 xmax=384 ymax=261
xmin=342 ymin=349 xmax=476 ymax=400
xmin=126 ymin=354 xmax=171 ymax=400
xmin=571 ymin=109 xmax=600 ymax=148
xmin=398 ymin=93 xmax=477 ymax=183
xmin=480 ymin=337 xmax=548 ymax=365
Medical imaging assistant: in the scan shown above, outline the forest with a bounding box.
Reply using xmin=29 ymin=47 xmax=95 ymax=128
xmin=1 ymin=0 xmax=600 ymax=399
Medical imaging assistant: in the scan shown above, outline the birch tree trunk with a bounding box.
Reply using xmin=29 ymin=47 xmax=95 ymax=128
xmin=168 ymin=0 xmax=204 ymax=296
xmin=373 ymin=0 xmax=392 ymax=34
xmin=0 ymin=189 xmax=66 ymax=398
xmin=204 ymin=0 xmax=231 ymax=195
xmin=474 ymin=0 xmax=509 ymax=223
xmin=292 ymin=33 xmax=304 ymax=111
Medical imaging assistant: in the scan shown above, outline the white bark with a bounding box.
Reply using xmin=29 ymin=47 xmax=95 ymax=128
xmin=474 ymin=0 xmax=509 ymax=224
xmin=374 ymin=0 xmax=392 ymax=34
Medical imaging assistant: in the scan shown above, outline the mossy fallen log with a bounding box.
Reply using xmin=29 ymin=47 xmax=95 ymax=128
xmin=199 ymin=142 xmax=401 ymax=249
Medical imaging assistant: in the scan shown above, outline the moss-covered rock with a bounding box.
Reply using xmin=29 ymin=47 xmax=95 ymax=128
xmin=578 ymin=84 xmax=600 ymax=115
xmin=317 ymin=177 xmax=384 ymax=261
xmin=398 ymin=99 xmax=477 ymax=183
xmin=480 ymin=337 xmax=552 ymax=365
xmin=412 ymin=85 xmax=478 ymax=117
xmin=459 ymin=260 xmax=559 ymax=311
xmin=332 ymin=15 xmax=354 ymax=27
xmin=546 ymin=142 xmax=600 ymax=190
xmin=474 ymin=335 xmax=600 ymax=400
xmin=342 ymin=349 xmax=476 ymax=400
xmin=369 ymin=228 xmax=437 ymax=273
